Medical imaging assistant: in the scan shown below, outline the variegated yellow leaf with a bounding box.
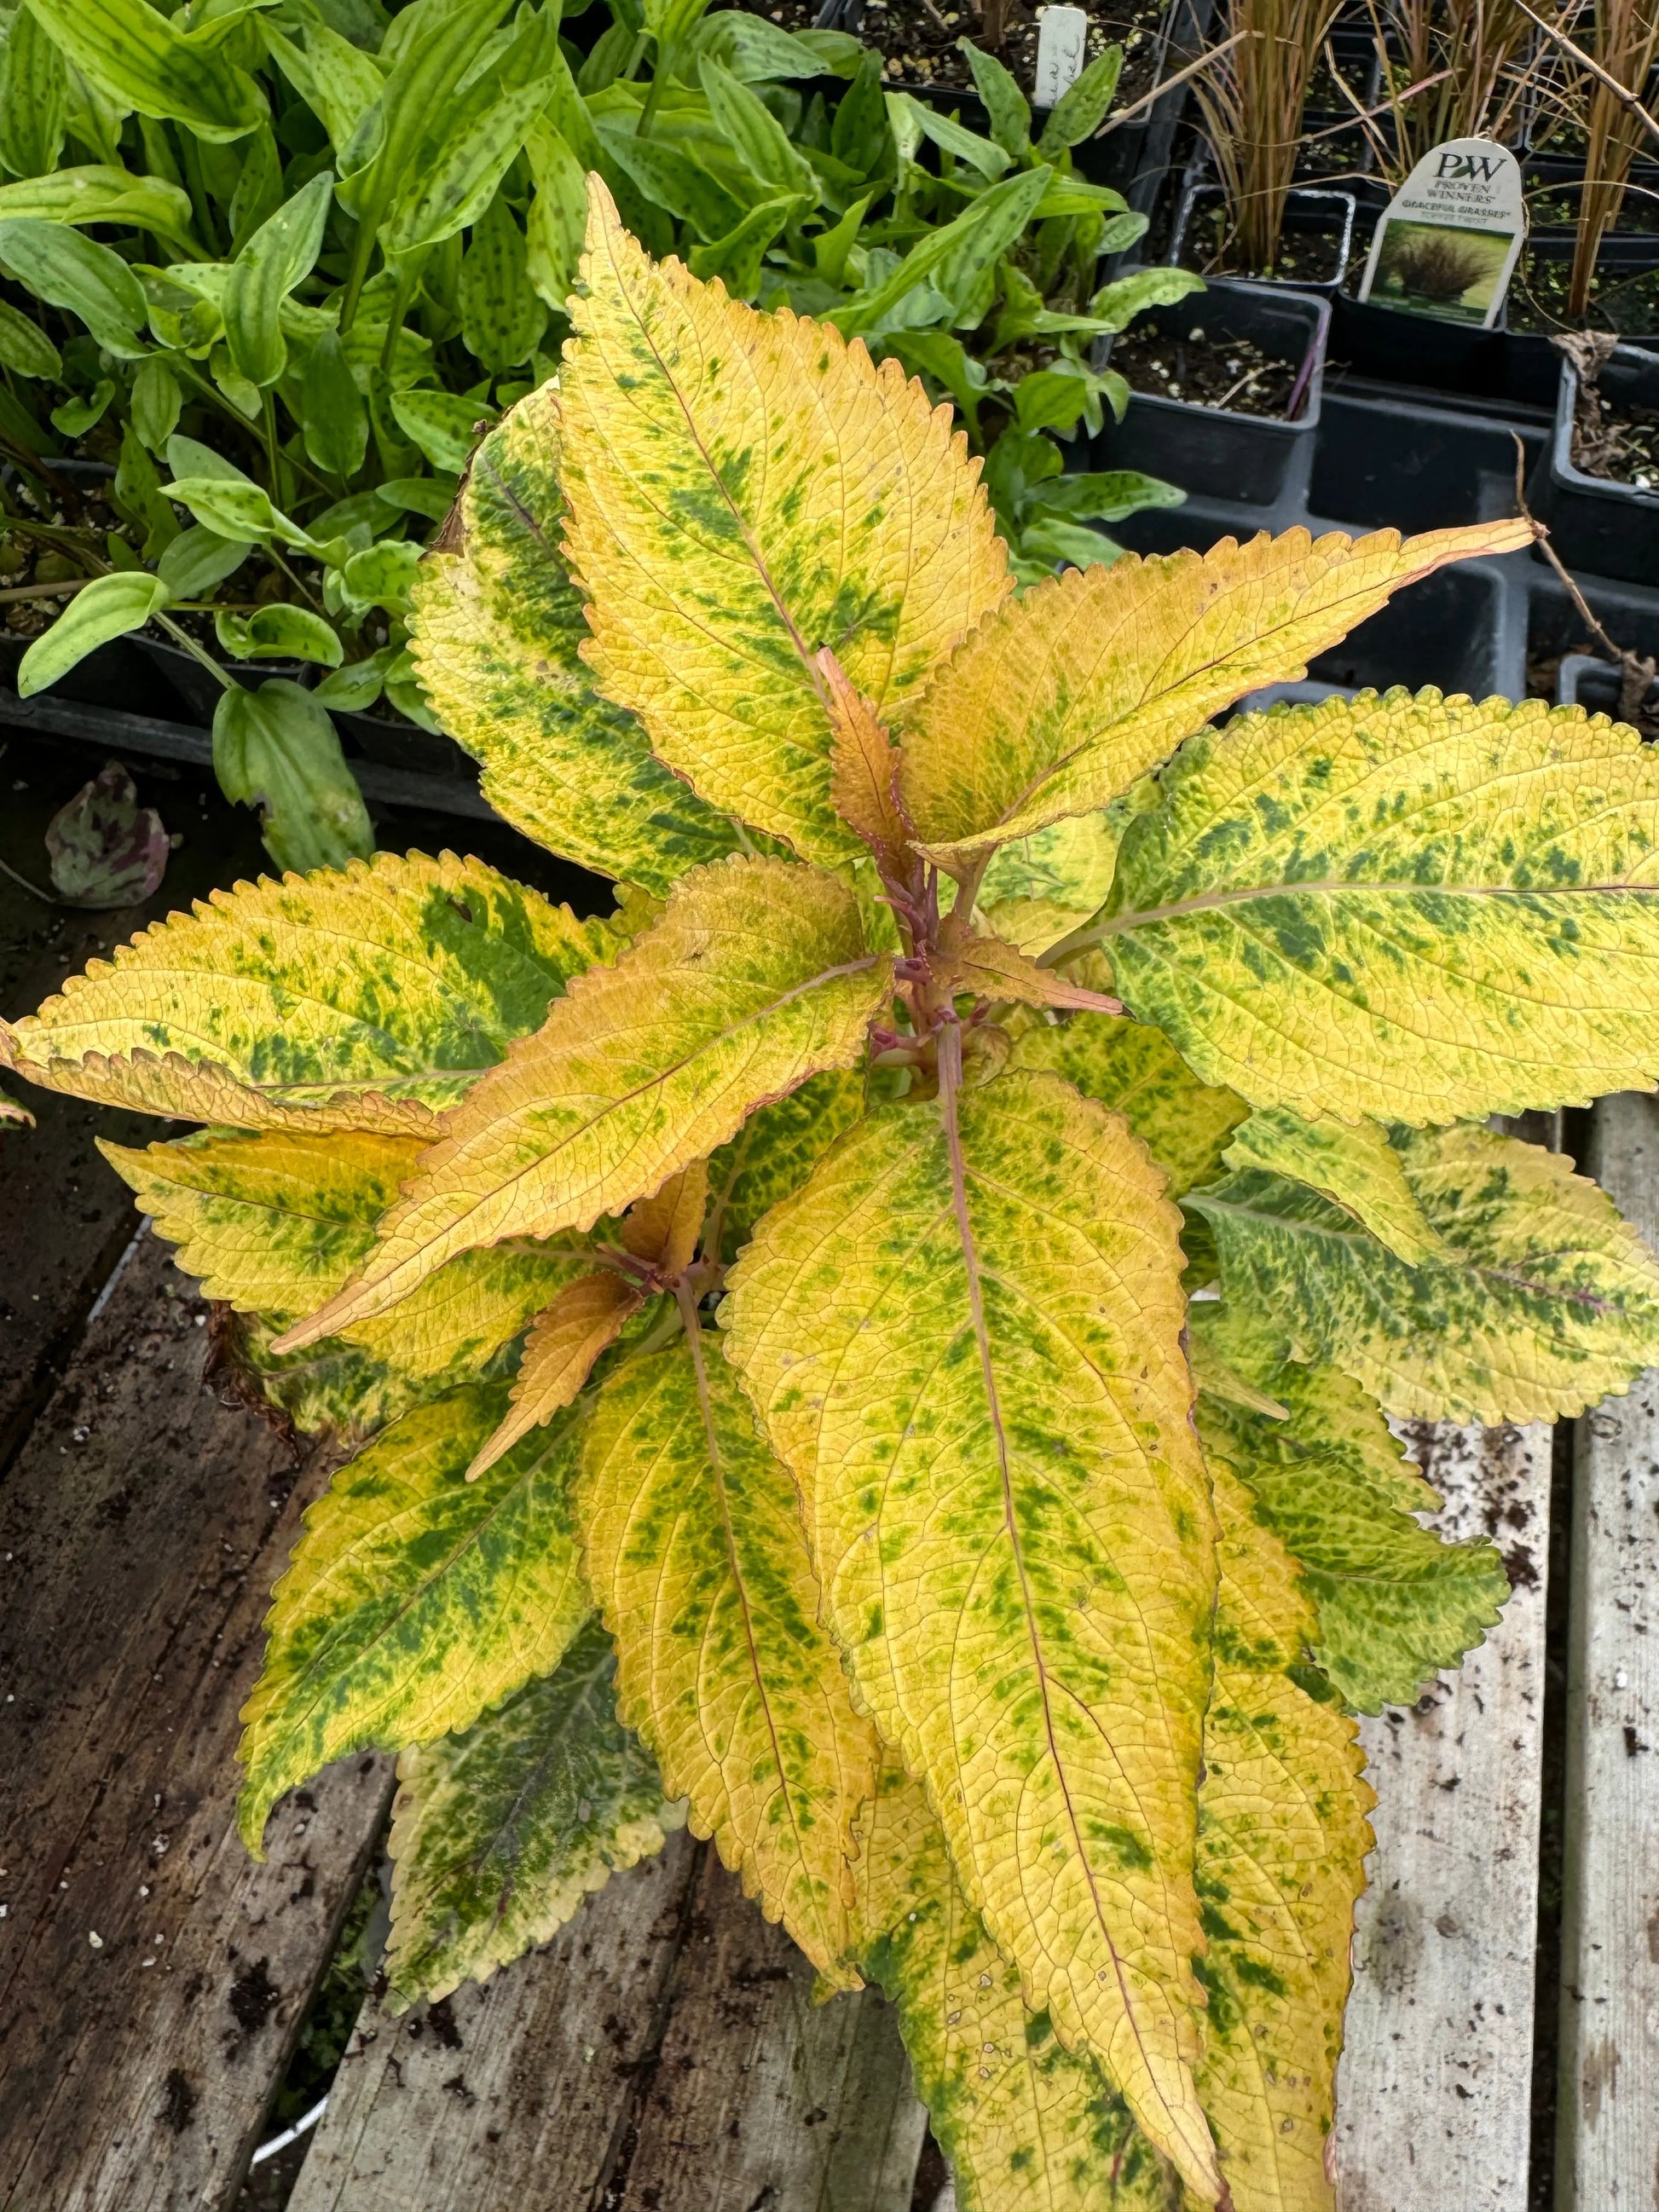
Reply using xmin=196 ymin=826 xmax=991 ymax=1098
xmin=853 ymin=1753 xmax=1183 ymax=2212
xmin=578 ymin=1331 xmax=878 ymax=1985
xmin=724 ymin=1068 xmax=1224 ymax=2202
xmin=618 ymin=1158 xmax=708 ymax=1278
xmin=239 ymin=1384 xmax=590 ymax=1852
xmin=409 ymin=385 xmax=747 ymax=894
xmin=385 ymin=1617 xmax=685 ymax=2011
xmin=978 ymin=808 xmax=1123 ymax=958
xmin=899 ymin=524 xmax=1529 ymax=870
xmin=704 ymin=1069 xmax=866 ymax=1260
xmin=1191 ymin=1320 xmax=1507 ymax=1716
xmin=1221 ymin=1107 xmax=1448 ymax=1266
xmin=1191 ymin=1121 xmax=1659 ymax=1424
xmin=101 ymin=1127 xmax=590 ymax=1401
xmin=1194 ymin=1461 xmax=1375 ymax=2210
xmin=1009 ymin=1014 xmax=1246 ymax=1198
xmin=558 ymin=176 xmax=1010 ymax=864
xmin=277 ymin=858 xmax=889 ymax=1349
xmin=467 ymin=1272 xmax=644 ymax=1481
xmin=1102 ymin=691 xmax=1659 ymax=1124
xmin=2 ymin=850 xmax=616 ymax=1131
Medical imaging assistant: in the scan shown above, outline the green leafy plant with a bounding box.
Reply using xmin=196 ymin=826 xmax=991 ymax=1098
xmin=0 ymin=0 xmax=1197 ymax=868
xmin=12 ymin=182 xmax=1642 ymax=2209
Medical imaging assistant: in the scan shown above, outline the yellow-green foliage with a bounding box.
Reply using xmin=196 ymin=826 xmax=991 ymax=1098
xmin=13 ymin=175 xmax=1659 ymax=2209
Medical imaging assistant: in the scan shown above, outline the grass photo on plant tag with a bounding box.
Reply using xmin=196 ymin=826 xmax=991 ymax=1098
xmin=1372 ymin=218 xmax=1515 ymax=321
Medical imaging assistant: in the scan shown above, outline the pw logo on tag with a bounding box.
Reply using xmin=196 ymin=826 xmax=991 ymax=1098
xmin=1436 ymin=150 xmax=1506 ymax=184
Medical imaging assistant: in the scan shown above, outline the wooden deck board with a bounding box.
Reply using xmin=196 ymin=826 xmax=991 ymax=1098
xmin=1556 ymin=1091 xmax=1659 ymax=2211
xmin=1333 ymin=1419 xmax=1553 ymax=2212
xmin=291 ymin=1839 xmax=926 ymax=2212
xmin=0 ymin=1234 xmax=391 ymax=2211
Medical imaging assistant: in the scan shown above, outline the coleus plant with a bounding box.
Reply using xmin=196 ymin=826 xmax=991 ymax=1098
xmin=9 ymin=181 xmax=1659 ymax=2209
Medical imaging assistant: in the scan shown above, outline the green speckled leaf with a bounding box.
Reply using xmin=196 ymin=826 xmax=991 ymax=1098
xmin=578 ymin=1331 xmax=878 ymax=1984
xmin=409 ymin=384 xmax=747 ymax=894
xmin=1194 ymin=1460 xmax=1374 ymax=2208
xmin=1009 ymin=1013 xmax=1246 ymax=1198
xmin=724 ymin=1069 xmax=1223 ymax=2201
xmin=1194 ymin=1321 xmax=1508 ymax=1712
xmin=705 ymin=1067 xmax=866 ymax=1260
xmin=1221 ymin=1107 xmax=1447 ymax=1266
xmin=1103 ymin=691 xmax=1659 ymax=1124
xmin=385 ymin=1616 xmax=685 ymax=2010
xmin=2 ymin=849 xmax=616 ymax=1130
xmin=557 ymin=179 xmax=1010 ymax=864
xmin=1190 ymin=1122 xmax=1659 ymax=1424
xmin=853 ymin=1753 xmax=1183 ymax=2212
xmin=977 ymin=809 xmax=1122 ymax=956
xmin=239 ymin=1386 xmax=589 ymax=1852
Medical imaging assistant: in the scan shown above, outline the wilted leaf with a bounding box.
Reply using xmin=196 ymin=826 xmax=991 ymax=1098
xmin=45 ymin=763 xmax=169 ymax=909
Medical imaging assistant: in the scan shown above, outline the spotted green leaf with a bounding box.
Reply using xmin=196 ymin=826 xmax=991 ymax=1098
xmin=1193 ymin=1308 xmax=1509 ymax=1712
xmin=1221 ymin=1107 xmax=1448 ymax=1266
xmin=558 ymin=176 xmax=1011 ymax=864
xmin=578 ymin=1332 xmax=879 ymax=1984
xmin=1102 ymin=691 xmax=1659 ymax=1125
xmin=1 ymin=851 xmax=618 ymax=1134
xmin=899 ymin=527 xmax=1529 ymax=872
xmin=384 ymin=1617 xmax=685 ymax=2010
xmin=239 ymin=1385 xmax=590 ymax=1852
xmin=26 ymin=0 xmax=265 ymax=142
xmin=1193 ymin=1460 xmax=1375 ymax=2208
xmin=725 ymin=1069 xmax=1223 ymax=2201
xmin=853 ymin=1753 xmax=1183 ymax=2212
xmin=1191 ymin=1121 xmax=1659 ymax=1424
xmin=408 ymin=384 xmax=744 ymax=895
xmin=278 ymin=858 xmax=890 ymax=1349
xmin=1009 ymin=1013 xmax=1246 ymax=1198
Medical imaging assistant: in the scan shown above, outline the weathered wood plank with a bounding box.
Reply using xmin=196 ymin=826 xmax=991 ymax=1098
xmin=1332 ymin=1419 xmax=1553 ymax=2212
xmin=0 ymin=1234 xmax=392 ymax=2212
xmin=610 ymin=1845 xmax=927 ymax=2212
xmin=290 ymin=1839 xmax=927 ymax=2212
xmin=1556 ymin=1090 xmax=1659 ymax=2212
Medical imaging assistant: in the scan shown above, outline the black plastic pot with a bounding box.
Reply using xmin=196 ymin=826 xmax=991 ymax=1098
xmin=1554 ymin=652 xmax=1659 ymax=725
xmin=335 ymin=705 xmax=471 ymax=779
xmin=1169 ymin=177 xmax=1357 ymax=292
xmin=1309 ymin=387 xmax=1543 ymax=537
xmin=1094 ymin=276 xmax=1330 ymax=507
xmin=133 ymin=632 xmax=315 ymax=724
xmin=1530 ymin=346 xmax=1659 ymax=586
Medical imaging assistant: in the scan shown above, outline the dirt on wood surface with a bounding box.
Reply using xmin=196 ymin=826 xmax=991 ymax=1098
xmin=738 ymin=0 xmax=1169 ymax=102
xmin=0 ymin=1230 xmax=393 ymax=2209
xmin=1110 ymin=323 xmax=1300 ymax=415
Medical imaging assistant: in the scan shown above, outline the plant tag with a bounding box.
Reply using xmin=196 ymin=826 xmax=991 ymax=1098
xmin=1033 ymin=5 xmax=1090 ymax=107
xmin=1356 ymin=137 xmax=1526 ymax=328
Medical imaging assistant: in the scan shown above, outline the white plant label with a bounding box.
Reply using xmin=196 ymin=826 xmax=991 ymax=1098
xmin=1356 ymin=137 xmax=1526 ymax=329
xmin=1033 ymin=5 xmax=1089 ymax=107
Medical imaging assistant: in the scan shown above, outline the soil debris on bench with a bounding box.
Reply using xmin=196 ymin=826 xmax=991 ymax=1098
xmin=1109 ymin=325 xmax=1298 ymax=416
